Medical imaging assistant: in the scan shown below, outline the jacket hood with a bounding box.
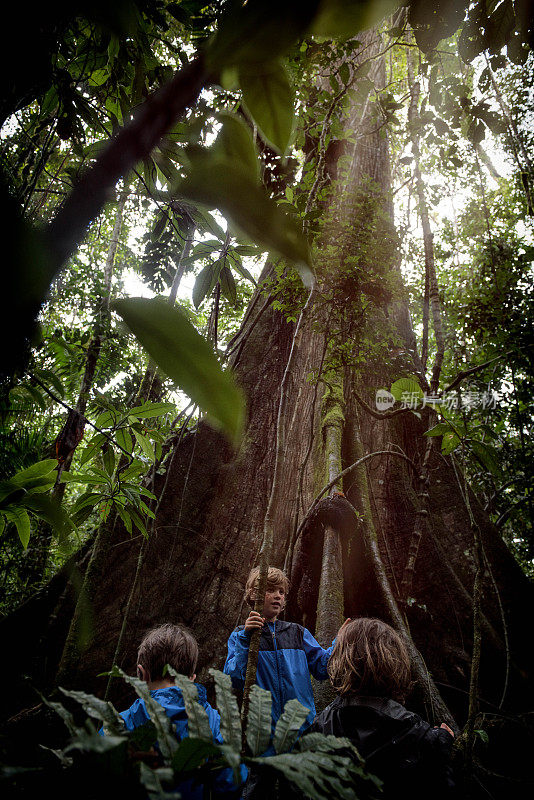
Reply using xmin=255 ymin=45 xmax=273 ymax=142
xmin=148 ymin=682 xmax=207 ymax=714
xmin=314 ymin=695 xmax=420 ymax=756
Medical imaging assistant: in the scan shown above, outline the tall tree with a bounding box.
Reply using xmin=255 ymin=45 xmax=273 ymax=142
xmin=2 ymin=3 xmax=533 ymax=796
xmin=11 ymin=8 xmax=530 ymax=747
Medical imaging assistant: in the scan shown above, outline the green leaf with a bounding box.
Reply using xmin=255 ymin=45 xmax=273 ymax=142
xmin=134 ymin=430 xmax=156 ymax=463
xmin=41 ymin=87 xmax=59 ymax=117
xmin=171 ymin=737 xmax=219 ymax=774
xmin=240 ymin=61 xmax=294 ymax=154
xmin=5 ymin=507 xmax=31 ymax=548
xmin=0 ymin=481 xmax=25 ymax=506
xmin=234 ymin=245 xmax=262 ymax=256
xmin=424 ymin=422 xmax=451 ymax=437
xmin=389 ymin=377 xmax=423 ymax=403
xmin=339 ymin=62 xmax=350 ymax=85
xmin=468 ymin=440 xmax=502 ymax=478
xmin=33 ymin=367 xmax=65 ymax=398
xmin=191 ymin=208 xmax=227 ymax=241
xmin=207 ymin=1 xmax=318 ymax=69
xmin=11 ymin=459 xmax=57 ymax=485
xmin=252 ymin=749 xmax=372 ymax=800
xmin=166 ymin=668 xmax=213 ymax=741
xmin=63 ymin=730 xmax=128 ymax=757
xmin=41 ymin=696 xmax=79 ymax=737
xmin=80 ymin=434 xmax=106 ymax=466
xmin=211 ymin=114 xmax=259 ymax=180
xmin=115 ymin=427 xmax=133 ymax=454
xmin=273 ymin=698 xmax=309 ymax=754
xmin=219 ymin=266 xmax=237 ymax=306
xmin=226 ymin=252 xmax=257 ymax=284
xmin=83 ymin=140 xmax=108 ymax=161
xmin=176 ymin=160 xmax=312 ymax=283
xmin=124 ymin=506 xmax=147 ymax=535
xmin=152 ymin=211 xmax=168 ymax=240
xmin=193 ymin=260 xmax=223 ymax=308
xmin=59 ymin=688 xmax=125 ymax=736
xmin=467 ymin=119 xmax=485 ymax=145
xmin=297 ymin=733 xmax=361 ymax=759
xmin=113 ymin=298 xmax=245 ymax=445
xmin=217 ymin=743 xmax=243 ymax=785
xmin=2 ymin=474 xmax=55 ymax=496
xmin=246 ymin=684 xmax=272 ymax=756
xmin=88 ymin=68 xmax=110 ymax=87
xmin=95 ymin=408 xmax=121 ymax=429
xmin=23 ymin=385 xmax=48 ymax=410
xmin=70 ymin=492 xmax=102 ymax=517
xmin=485 ymin=0 xmax=514 ymax=55
xmin=128 ymin=721 xmax=157 ymax=751
xmin=208 ymin=669 xmax=242 ymax=752
xmin=60 ymin=473 xmax=108 ymax=486
xmin=128 ymin=402 xmax=176 ymax=420
xmin=116 ymin=505 xmax=133 ymax=535
xmin=441 ymin=432 xmax=460 ymax=456
xmin=102 ymin=445 xmax=116 ymax=476
xmin=310 ymin=0 xmax=399 ymax=38
xmin=23 ymin=494 xmax=74 ymax=541
xmin=118 ymin=460 xmax=146 ymax=481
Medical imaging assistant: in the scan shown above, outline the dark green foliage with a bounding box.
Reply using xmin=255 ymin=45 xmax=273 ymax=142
xmin=0 ymin=668 xmax=380 ymax=800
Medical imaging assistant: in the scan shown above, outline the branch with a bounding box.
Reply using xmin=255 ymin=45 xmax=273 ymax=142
xmin=28 ymin=373 xmax=133 ymax=461
xmin=293 ymin=449 xmax=419 ymax=547
xmin=45 ymin=57 xmax=206 ymax=271
xmin=354 ymin=390 xmax=413 ymax=420
xmin=495 ymin=495 xmax=529 ymax=529
xmin=444 ymin=351 xmax=512 ymax=394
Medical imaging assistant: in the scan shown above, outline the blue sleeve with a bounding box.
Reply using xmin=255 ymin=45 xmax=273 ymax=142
xmin=223 ymin=629 xmax=250 ymax=690
xmin=206 ymin=704 xmax=224 ymax=746
xmin=302 ymin=627 xmax=334 ymax=681
xmin=213 ymin=764 xmax=248 ymax=796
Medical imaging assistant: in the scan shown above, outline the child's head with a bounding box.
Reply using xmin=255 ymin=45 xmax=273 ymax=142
xmin=328 ymin=617 xmax=411 ymax=702
xmin=245 ymin=566 xmax=289 ymax=619
xmin=137 ymin=623 xmax=198 ymax=683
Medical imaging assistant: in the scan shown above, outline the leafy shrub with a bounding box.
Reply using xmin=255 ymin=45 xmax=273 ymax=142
xmin=1 ymin=667 xmax=380 ymax=800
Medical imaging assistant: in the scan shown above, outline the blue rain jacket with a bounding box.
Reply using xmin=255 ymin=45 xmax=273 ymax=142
xmin=224 ymin=620 xmax=334 ymax=731
xmin=117 ymin=683 xmax=246 ymax=798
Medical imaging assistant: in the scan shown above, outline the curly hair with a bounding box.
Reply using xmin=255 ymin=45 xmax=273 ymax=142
xmin=328 ymin=617 xmax=412 ymax=702
xmin=244 ymin=566 xmax=290 ymax=608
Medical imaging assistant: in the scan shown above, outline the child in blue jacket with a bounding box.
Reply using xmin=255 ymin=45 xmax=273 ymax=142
xmin=116 ymin=623 xmax=246 ymax=798
xmin=224 ymin=566 xmax=348 ymax=732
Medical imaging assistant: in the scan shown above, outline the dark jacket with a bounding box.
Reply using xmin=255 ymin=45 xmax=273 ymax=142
xmin=309 ymin=695 xmax=456 ymax=798
xmin=224 ymin=620 xmax=334 ymax=730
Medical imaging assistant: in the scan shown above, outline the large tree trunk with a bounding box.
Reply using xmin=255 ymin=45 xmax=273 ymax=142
xmin=3 ymin=32 xmax=533 ymax=768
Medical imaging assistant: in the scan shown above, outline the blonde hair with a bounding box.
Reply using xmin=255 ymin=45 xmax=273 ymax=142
xmin=245 ymin=566 xmax=290 ymax=608
xmin=328 ymin=617 xmax=411 ymax=702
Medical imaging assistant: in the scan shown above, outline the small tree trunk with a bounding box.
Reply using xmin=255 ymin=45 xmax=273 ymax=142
xmin=313 ymin=378 xmax=345 ymax=711
xmin=407 ymin=40 xmax=445 ymax=393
